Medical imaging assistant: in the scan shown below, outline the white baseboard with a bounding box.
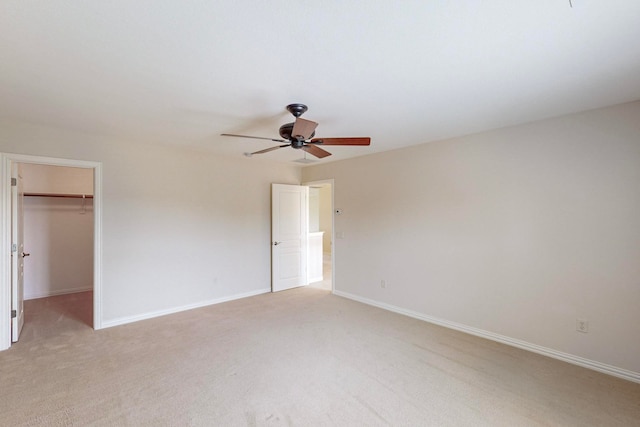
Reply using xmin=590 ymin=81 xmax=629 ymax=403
xmin=333 ymin=290 xmax=640 ymax=384
xmin=25 ymin=286 xmax=93 ymax=300
xmin=101 ymin=288 xmax=271 ymax=329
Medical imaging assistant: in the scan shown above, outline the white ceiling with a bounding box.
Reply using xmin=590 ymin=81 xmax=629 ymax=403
xmin=2 ymin=1 xmax=640 ymax=165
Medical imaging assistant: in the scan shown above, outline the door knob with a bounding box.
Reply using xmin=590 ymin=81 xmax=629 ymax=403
xmin=273 ymin=242 xmax=281 ymax=246
xmin=22 ymin=252 xmax=30 ymax=258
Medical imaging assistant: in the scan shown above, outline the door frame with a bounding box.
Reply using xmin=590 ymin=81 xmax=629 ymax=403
xmin=302 ymin=179 xmax=335 ymax=292
xmin=0 ymin=153 xmax=103 ymax=351
xmin=11 ymin=162 xmax=25 ymax=341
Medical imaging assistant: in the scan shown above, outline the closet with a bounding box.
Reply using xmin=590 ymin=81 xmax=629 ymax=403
xmin=21 ymin=164 xmax=94 ymax=303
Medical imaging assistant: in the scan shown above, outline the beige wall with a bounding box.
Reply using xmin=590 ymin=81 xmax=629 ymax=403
xmin=21 ymin=163 xmax=94 ymax=195
xmin=319 ymin=185 xmax=332 ymax=253
xmin=309 ymin=187 xmax=320 ymax=232
xmin=302 ymin=101 xmax=640 ymax=375
xmin=23 ymin=197 xmax=94 ymax=299
xmin=1 ymin=120 xmax=301 ymax=325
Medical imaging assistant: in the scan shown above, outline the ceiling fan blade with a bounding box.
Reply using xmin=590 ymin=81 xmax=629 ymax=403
xmin=291 ymin=118 xmax=318 ymax=140
xmin=302 ymin=144 xmax=332 ymax=158
xmin=251 ymin=144 xmax=291 ymax=155
xmin=309 ymin=137 xmax=370 ymax=146
xmin=221 ymin=133 xmax=286 ymax=142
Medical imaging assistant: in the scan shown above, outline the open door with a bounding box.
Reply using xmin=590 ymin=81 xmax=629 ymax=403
xmin=271 ymin=183 xmax=308 ymax=292
xmin=11 ymin=162 xmax=25 ymax=342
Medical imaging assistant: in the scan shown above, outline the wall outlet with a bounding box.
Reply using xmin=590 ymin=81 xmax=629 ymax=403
xmin=576 ymin=318 xmax=588 ymax=333
xmin=380 ymin=280 xmax=386 ymax=289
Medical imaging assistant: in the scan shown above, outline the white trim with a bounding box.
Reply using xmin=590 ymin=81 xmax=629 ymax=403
xmin=2 ymin=154 xmax=100 ymax=169
xmin=0 ymin=153 xmax=103 ymax=352
xmin=101 ymin=288 xmax=271 ymax=329
xmin=334 ymin=290 xmax=640 ymax=384
xmin=0 ymin=155 xmax=11 ymax=350
xmin=25 ymin=286 xmax=93 ymax=301
xmin=92 ymin=163 xmax=103 ymax=329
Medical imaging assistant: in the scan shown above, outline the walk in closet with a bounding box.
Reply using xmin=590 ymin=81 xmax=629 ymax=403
xmin=21 ymin=164 xmax=94 ymax=306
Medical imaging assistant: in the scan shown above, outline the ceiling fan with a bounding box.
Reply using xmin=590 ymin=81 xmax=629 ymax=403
xmin=221 ymin=103 xmax=370 ymax=159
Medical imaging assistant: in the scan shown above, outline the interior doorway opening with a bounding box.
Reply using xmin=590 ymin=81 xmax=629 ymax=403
xmin=305 ymin=180 xmax=334 ymax=291
xmin=1 ymin=153 xmax=102 ymax=352
xmin=19 ymin=163 xmax=95 ymax=340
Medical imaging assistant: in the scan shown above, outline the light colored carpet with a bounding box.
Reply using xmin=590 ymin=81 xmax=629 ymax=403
xmin=1 ymin=288 xmax=639 ymax=426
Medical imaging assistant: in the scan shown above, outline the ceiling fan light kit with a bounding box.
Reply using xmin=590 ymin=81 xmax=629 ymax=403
xmin=221 ymin=103 xmax=371 ymax=159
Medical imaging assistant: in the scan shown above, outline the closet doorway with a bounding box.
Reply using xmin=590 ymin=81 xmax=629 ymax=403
xmin=0 ymin=153 xmax=102 ymax=351
xmin=305 ymin=180 xmax=334 ymax=291
xmin=21 ymin=163 xmax=94 ymax=338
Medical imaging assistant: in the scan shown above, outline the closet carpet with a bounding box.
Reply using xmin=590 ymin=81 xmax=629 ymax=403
xmin=1 ymin=288 xmax=639 ymax=426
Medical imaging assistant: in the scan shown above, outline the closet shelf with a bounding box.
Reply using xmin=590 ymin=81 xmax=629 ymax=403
xmin=24 ymin=192 xmax=93 ymax=199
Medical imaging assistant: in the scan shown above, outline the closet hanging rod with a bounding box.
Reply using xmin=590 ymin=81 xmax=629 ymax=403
xmin=24 ymin=192 xmax=94 ymax=199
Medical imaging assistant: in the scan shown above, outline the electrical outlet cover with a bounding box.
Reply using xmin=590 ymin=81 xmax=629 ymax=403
xmin=576 ymin=318 xmax=588 ymax=333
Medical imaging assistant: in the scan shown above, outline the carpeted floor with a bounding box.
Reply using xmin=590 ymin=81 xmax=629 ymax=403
xmin=1 ymin=288 xmax=639 ymax=426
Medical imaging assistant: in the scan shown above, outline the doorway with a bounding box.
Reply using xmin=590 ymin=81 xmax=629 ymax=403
xmin=0 ymin=153 xmax=102 ymax=351
xmin=305 ymin=180 xmax=334 ymax=291
xmin=21 ymin=163 xmax=94 ymax=339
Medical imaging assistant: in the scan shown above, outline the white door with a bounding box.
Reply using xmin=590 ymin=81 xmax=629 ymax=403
xmin=11 ymin=162 xmax=26 ymax=342
xmin=272 ymin=184 xmax=308 ymax=292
